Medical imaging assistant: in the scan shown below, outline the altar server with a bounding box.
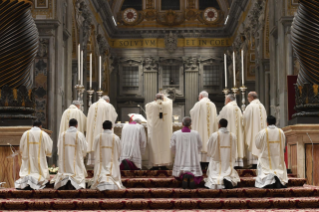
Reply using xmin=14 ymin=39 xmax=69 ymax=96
xmin=242 ymin=92 xmax=267 ymax=167
xmin=218 ymin=94 xmax=245 ymax=167
xmin=146 ymin=93 xmax=173 ymax=170
xmin=59 ymin=100 xmax=86 ymax=137
xmin=190 ymin=91 xmax=218 ymax=167
xmin=205 ymin=119 xmax=240 ymax=189
xmin=255 ymin=115 xmax=288 ymax=189
xmin=120 ymin=118 xmax=147 ymax=170
xmin=91 ymin=121 xmax=125 ymax=191
xmin=51 ymin=119 xmax=88 ymax=190
xmin=86 ymin=96 xmax=117 ymax=165
xmin=171 ymin=117 xmax=203 ymax=189
xmin=15 ymin=120 xmax=53 ymax=190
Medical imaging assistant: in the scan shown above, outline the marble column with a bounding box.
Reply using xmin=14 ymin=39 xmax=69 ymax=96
xmin=144 ymin=70 xmax=158 ymax=105
xmin=286 ymin=29 xmax=294 ymax=75
xmin=185 ymin=58 xmax=199 ymax=116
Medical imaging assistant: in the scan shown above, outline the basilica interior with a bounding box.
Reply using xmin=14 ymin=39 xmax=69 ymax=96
xmin=1 ymin=0 xmax=319 ymax=210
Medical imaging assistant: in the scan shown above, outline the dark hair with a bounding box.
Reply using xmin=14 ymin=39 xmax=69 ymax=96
xmin=267 ymin=115 xmax=276 ymax=126
xmin=69 ymin=119 xmax=78 ymax=127
xmin=33 ymin=120 xmax=42 ymax=127
xmin=103 ymin=120 xmax=112 ymax=130
xmin=219 ymin=118 xmax=228 ymax=128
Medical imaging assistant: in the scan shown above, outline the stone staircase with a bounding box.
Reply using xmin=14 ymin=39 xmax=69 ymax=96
xmin=0 ymin=169 xmax=315 ymax=211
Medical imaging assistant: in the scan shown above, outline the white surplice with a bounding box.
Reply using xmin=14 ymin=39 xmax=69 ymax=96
xmin=204 ymin=128 xmax=240 ymax=189
xmin=91 ymin=130 xmax=125 ymax=191
xmin=51 ymin=127 xmax=88 ymax=190
xmin=242 ymin=99 xmax=267 ymax=165
xmin=190 ymin=97 xmax=218 ymax=162
xmin=120 ymin=123 xmax=147 ymax=169
xmin=170 ymin=130 xmax=203 ymax=178
xmin=86 ymin=98 xmax=118 ymax=165
xmin=218 ymin=100 xmax=245 ymax=167
xmin=59 ymin=105 xmax=87 ymax=137
xmin=15 ymin=127 xmax=53 ymax=190
xmin=145 ymin=96 xmax=173 ymax=167
xmin=255 ymin=125 xmax=288 ymax=188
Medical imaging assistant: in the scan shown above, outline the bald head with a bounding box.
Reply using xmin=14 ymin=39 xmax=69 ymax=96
xmin=102 ymin=95 xmax=110 ymax=103
xmin=248 ymin=91 xmax=258 ymax=103
xmin=225 ymin=94 xmax=235 ymax=105
xmin=155 ymin=93 xmax=164 ymax=100
xmin=199 ymin=91 xmax=209 ymax=100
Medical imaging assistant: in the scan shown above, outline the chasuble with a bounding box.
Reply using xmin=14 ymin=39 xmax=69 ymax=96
xmin=190 ymin=97 xmax=218 ymax=162
xmin=204 ymin=128 xmax=240 ymax=189
xmin=145 ymin=96 xmax=173 ymax=167
xmin=51 ymin=127 xmax=88 ymax=189
xmin=91 ymin=130 xmax=125 ymax=190
xmin=255 ymin=125 xmax=288 ymax=188
xmin=59 ymin=104 xmax=87 ymax=137
xmin=15 ymin=127 xmax=53 ymax=190
xmin=218 ymin=100 xmax=245 ymax=167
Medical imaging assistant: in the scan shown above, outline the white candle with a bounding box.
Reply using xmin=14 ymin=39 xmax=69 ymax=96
xmin=224 ymin=54 xmax=227 ymax=88
xmin=233 ymin=51 xmax=236 ymax=87
xmin=99 ymin=56 xmax=102 ymax=90
xmin=78 ymin=44 xmax=80 ymax=84
xmin=80 ymin=50 xmax=83 ymax=85
xmin=241 ymin=49 xmax=244 ymax=85
xmin=89 ymin=53 xmax=92 ymax=89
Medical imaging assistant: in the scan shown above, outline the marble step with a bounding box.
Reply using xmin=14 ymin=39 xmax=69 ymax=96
xmin=0 ymin=186 xmax=316 ymax=199
xmin=0 ymin=197 xmax=319 ymax=210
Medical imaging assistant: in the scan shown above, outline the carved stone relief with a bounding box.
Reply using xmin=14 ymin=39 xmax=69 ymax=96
xmin=165 ymin=32 xmax=178 ymax=54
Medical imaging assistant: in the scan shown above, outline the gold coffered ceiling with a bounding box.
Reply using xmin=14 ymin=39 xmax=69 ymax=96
xmin=110 ymin=0 xmax=230 ymax=28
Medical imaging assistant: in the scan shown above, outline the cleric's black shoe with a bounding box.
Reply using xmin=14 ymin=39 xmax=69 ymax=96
xmin=121 ymin=160 xmax=130 ymax=170
xmin=223 ymin=179 xmax=234 ymax=189
xmin=182 ymin=174 xmax=189 ymax=189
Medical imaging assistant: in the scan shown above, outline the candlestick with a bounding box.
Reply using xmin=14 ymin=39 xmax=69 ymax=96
xmin=224 ymin=53 xmax=228 ymax=88
xmin=78 ymin=44 xmax=80 ymax=84
xmin=99 ymin=56 xmax=102 ymax=90
xmin=97 ymin=90 xmax=103 ymax=99
xmin=89 ymin=53 xmax=92 ymax=89
xmin=231 ymin=87 xmax=239 ymax=99
xmin=80 ymin=50 xmax=83 ymax=85
xmin=75 ymin=84 xmax=85 ymax=111
xmin=80 ymin=85 xmax=85 ymax=111
xmin=240 ymin=85 xmax=247 ymax=111
xmin=233 ymin=51 xmax=236 ymax=87
xmin=241 ymin=49 xmax=244 ymax=85
xmin=87 ymin=89 xmax=94 ymax=107
xmin=222 ymin=88 xmax=230 ymax=98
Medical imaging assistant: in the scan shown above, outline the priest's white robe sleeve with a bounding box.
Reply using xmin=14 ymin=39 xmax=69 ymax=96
xmin=43 ymin=133 xmax=53 ymax=157
xmin=170 ymin=133 xmax=177 ymax=154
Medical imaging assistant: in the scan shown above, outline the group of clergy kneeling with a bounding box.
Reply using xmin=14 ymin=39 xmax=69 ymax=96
xmin=14 ymin=91 xmax=288 ymax=191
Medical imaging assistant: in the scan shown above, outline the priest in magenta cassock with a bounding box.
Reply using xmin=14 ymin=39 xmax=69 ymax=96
xmin=91 ymin=121 xmax=125 ymax=191
xmin=242 ymin=92 xmax=267 ymax=167
xmin=255 ymin=115 xmax=288 ymax=189
xmin=146 ymin=93 xmax=173 ymax=170
xmin=15 ymin=120 xmax=53 ymax=190
xmin=51 ymin=119 xmax=88 ymax=190
xmin=86 ymin=95 xmax=118 ymax=165
xmin=120 ymin=117 xmax=147 ymax=170
xmin=190 ymin=91 xmax=218 ymax=167
xmin=59 ymin=100 xmax=86 ymax=138
xmin=218 ymin=94 xmax=245 ymax=167
xmin=170 ymin=117 xmax=203 ymax=189
xmin=204 ymin=119 xmax=240 ymax=189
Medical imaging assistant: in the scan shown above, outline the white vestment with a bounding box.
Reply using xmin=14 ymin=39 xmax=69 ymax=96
xmin=146 ymin=96 xmax=173 ymax=167
xmin=170 ymin=130 xmax=203 ymax=177
xmin=91 ymin=130 xmax=125 ymax=191
xmin=190 ymin=97 xmax=218 ymax=162
xmin=86 ymin=98 xmax=118 ymax=165
xmin=204 ymin=128 xmax=240 ymax=189
xmin=242 ymin=99 xmax=267 ymax=164
xmin=218 ymin=100 xmax=245 ymax=167
xmin=51 ymin=127 xmax=88 ymax=190
xmin=15 ymin=127 xmax=53 ymax=190
xmin=120 ymin=123 xmax=147 ymax=169
xmin=255 ymin=125 xmax=288 ymax=188
xmin=59 ymin=105 xmax=87 ymax=137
